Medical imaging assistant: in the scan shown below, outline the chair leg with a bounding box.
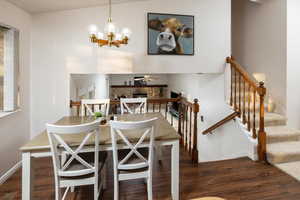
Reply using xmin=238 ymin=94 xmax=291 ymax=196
xmin=114 ymin=176 xmax=119 ymax=200
xmin=147 ymin=177 xmax=153 ymax=200
xmin=55 ymin=185 xmax=62 ymax=200
xmin=94 ymin=180 xmax=98 ymax=200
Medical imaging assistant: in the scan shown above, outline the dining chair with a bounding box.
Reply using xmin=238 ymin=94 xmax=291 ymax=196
xmin=110 ymin=117 xmax=158 ymax=200
xmin=46 ymin=121 xmax=107 ymax=200
xmin=121 ymin=98 xmax=163 ymax=163
xmin=81 ymin=99 xmax=110 ymax=116
xmin=120 ymin=98 xmax=147 ymax=114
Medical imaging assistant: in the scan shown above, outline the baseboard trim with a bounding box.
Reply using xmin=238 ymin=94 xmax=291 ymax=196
xmin=0 ymin=161 xmax=22 ymax=185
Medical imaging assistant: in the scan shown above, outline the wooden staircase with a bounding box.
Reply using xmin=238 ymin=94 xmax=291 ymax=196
xmin=224 ymin=57 xmax=300 ymax=182
xmin=203 ymin=57 xmax=288 ymax=162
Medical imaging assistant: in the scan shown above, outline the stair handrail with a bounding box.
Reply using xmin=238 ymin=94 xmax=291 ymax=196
xmin=226 ymin=56 xmax=267 ymax=162
xmin=202 ymin=111 xmax=240 ymax=135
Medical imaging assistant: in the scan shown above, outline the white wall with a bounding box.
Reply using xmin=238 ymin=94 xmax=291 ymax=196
xmin=71 ymin=74 xmax=109 ymax=100
xmin=232 ymin=0 xmax=287 ymax=114
xmin=0 ymin=0 xmax=31 ymax=177
xmin=287 ymin=0 xmax=300 ymax=129
xmin=168 ymin=74 xmax=251 ymax=162
xmin=31 ymin=0 xmax=231 ymax=137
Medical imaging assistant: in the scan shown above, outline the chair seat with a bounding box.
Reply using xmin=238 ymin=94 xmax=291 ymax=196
xmin=60 ymin=152 xmax=107 ymax=179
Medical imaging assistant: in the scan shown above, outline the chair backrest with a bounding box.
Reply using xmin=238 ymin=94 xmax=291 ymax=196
xmin=110 ymin=118 xmax=158 ymax=171
xmin=120 ymin=98 xmax=147 ymax=115
xmin=46 ymin=121 xmax=100 ymax=178
xmin=81 ymin=99 xmax=110 ymax=116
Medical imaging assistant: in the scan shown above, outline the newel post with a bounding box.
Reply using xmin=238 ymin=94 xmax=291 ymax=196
xmin=258 ymin=82 xmax=267 ymax=162
xmin=192 ymin=99 xmax=199 ymax=164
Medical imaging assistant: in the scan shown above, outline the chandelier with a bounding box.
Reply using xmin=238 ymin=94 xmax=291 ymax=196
xmin=89 ymin=0 xmax=131 ymax=48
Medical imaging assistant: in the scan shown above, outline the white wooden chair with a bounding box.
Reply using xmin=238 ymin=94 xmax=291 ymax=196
xmin=120 ymin=98 xmax=147 ymax=115
xmin=46 ymin=121 xmax=107 ymax=200
xmin=110 ymin=118 xmax=158 ymax=200
xmin=81 ymin=99 xmax=110 ymax=116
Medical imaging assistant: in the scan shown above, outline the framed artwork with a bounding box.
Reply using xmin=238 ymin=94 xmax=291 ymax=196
xmin=147 ymin=13 xmax=194 ymax=56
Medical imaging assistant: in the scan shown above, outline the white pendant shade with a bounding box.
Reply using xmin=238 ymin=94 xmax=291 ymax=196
xmin=104 ymin=22 xmax=117 ymax=34
xmin=97 ymin=32 xmax=104 ymax=40
xmin=89 ymin=24 xmax=98 ymax=35
xmin=122 ymin=28 xmax=132 ymax=38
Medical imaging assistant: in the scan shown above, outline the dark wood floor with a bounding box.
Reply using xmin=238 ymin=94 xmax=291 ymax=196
xmin=1 ymin=147 xmax=300 ymax=200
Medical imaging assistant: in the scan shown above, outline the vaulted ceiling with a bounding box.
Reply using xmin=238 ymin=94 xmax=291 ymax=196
xmin=6 ymin=0 xmax=149 ymax=14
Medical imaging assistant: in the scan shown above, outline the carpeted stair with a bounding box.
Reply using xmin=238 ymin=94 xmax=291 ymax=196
xmin=266 ymin=126 xmax=300 ymax=181
xmin=233 ymin=87 xmax=300 ymax=181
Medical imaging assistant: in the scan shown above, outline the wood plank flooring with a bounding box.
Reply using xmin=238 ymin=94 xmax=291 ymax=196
xmin=1 ymin=147 xmax=300 ymax=200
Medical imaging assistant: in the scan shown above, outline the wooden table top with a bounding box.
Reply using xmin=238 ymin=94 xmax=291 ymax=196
xmin=21 ymin=113 xmax=180 ymax=152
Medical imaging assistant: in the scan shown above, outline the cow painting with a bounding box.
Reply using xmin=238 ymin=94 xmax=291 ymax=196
xmin=148 ymin=13 xmax=194 ymax=55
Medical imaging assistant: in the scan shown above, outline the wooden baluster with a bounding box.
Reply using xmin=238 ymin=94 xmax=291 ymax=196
xmin=178 ymin=98 xmax=183 ymax=144
xmin=243 ymin=79 xmax=246 ymax=124
xmin=182 ymin=104 xmax=185 ymax=147
xmin=248 ymin=85 xmax=251 ymax=131
xmin=147 ymin=103 xmax=149 ymax=113
xmin=159 ymin=103 xmax=161 ymax=113
xmin=234 ymin=69 xmax=237 ymax=111
xmin=252 ymin=90 xmax=257 ymax=139
xmin=230 ymin=65 xmax=233 ymax=106
xmin=238 ymin=73 xmax=241 ymax=116
xmin=184 ymin=105 xmax=188 ymax=150
xmin=258 ymin=82 xmax=267 ymax=162
xmin=165 ymin=103 xmax=168 ymax=119
xmin=192 ymin=99 xmax=199 ymax=164
xmin=77 ymin=105 xmax=80 ymax=117
xmin=152 ymin=103 xmax=155 ymax=112
xmin=84 ymin=106 xmax=87 ymax=116
xmin=189 ymin=107 xmax=192 ymax=154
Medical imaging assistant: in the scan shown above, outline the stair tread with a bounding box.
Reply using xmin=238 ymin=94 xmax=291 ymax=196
xmin=264 ymin=113 xmax=286 ymax=121
xmin=275 ymin=161 xmax=300 ymax=181
xmin=266 ymin=126 xmax=300 ymax=143
xmin=260 ymin=113 xmax=287 ymax=127
xmin=268 ymin=141 xmax=300 ymax=154
xmin=267 ymin=141 xmax=300 ymax=164
xmin=266 ymin=126 xmax=300 ymax=135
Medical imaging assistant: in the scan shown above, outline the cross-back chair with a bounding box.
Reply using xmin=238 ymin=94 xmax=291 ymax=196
xmin=81 ymin=99 xmax=110 ymax=117
xmin=110 ymin=117 xmax=158 ymax=200
xmin=46 ymin=121 xmax=107 ymax=200
xmin=120 ymin=98 xmax=147 ymax=115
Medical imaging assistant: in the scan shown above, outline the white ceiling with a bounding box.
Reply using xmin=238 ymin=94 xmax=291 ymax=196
xmin=6 ymin=0 xmax=148 ymax=14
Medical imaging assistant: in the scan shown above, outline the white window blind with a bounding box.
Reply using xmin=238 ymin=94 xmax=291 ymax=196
xmin=0 ymin=25 xmax=19 ymax=112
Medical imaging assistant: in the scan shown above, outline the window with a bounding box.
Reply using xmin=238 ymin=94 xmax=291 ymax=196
xmin=0 ymin=25 xmax=20 ymax=113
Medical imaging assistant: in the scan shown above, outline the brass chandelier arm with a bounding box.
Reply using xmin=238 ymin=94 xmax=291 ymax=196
xmin=90 ymin=34 xmax=129 ymax=48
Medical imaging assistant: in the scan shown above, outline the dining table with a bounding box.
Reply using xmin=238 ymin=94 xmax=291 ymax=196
xmin=20 ymin=112 xmax=181 ymax=200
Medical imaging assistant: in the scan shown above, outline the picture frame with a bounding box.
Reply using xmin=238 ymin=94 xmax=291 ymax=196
xmin=147 ymin=13 xmax=194 ymax=56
